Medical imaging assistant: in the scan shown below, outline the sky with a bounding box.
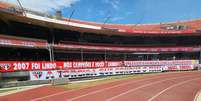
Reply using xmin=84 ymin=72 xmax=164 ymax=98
xmin=2 ymin=0 xmax=201 ymax=24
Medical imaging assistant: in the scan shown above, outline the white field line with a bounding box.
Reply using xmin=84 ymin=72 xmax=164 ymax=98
xmin=32 ymin=75 xmax=164 ymax=101
xmin=69 ymin=78 xmax=106 ymax=84
xmin=68 ymin=76 xmax=165 ymax=101
xmin=106 ymin=75 xmax=198 ymax=101
xmin=148 ymin=77 xmax=201 ymax=101
xmin=31 ymin=78 xmax=107 ymax=101
xmin=194 ymin=90 xmax=201 ymax=101
xmin=0 ymin=84 xmax=49 ymax=96
xmin=32 ymin=72 xmax=199 ymax=101
xmin=31 ymin=89 xmax=76 ymax=101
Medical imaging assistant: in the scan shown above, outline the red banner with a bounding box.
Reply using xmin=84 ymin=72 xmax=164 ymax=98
xmin=0 ymin=62 xmax=64 ymax=72
xmin=167 ymin=65 xmax=194 ymax=71
xmin=106 ymin=61 xmax=123 ymax=67
xmin=124 ymin=60 xmax=198 ymax=66
xmin=55 ymin=44 xmax=200 ymax=52
xmin=0 ymin=35 xmax=200 ymax=52
xmin=0 ymin=60 xmax=198 ymax=72
xmin=0 ymin=35 xmax=48 ymax=48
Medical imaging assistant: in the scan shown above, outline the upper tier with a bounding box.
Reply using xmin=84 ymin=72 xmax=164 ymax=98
xmin=0 ymin=1 xmax=201 ymax=36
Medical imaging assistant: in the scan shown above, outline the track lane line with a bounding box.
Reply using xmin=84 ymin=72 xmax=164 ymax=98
xmin=33 ymin=75 xmax=163 ymax=101
xmin=68 ymin=73 xmax=200 ymax=101
xmin=31 ymin=89 xmax=76 ymax=101
xmin=32 ymin=73 xmax=175 ymax=101
xmin=194 ymin=90 xmax=201 ymax=101
xmin=148 ymin=77 xmax=201 ymax=101
xmin=31 ymin=72 xmax=199 ymax=101
xmin=106 ymin=75 xmax=200 ymax=101
xmin=68 ymin=76 xmax=169 ymax=101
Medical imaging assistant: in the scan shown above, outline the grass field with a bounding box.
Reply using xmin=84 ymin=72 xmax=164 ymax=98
xmin=61 ymin=74 xmax=144 ymax=90
xmin=0 ymin=88 xmax=19 ymax=93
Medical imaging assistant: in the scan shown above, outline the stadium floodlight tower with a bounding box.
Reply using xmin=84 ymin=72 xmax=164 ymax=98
xmin=68 ymin=9 xmax=75 ymax=25
xmin=67 ymin=4 xmax=76 ymax=25
xmin=102 ymin=10 xmax=112 ymax=28
xmin=101 ymin=11 xmax=112 ymax=61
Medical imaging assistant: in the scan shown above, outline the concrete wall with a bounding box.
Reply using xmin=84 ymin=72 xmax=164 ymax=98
xmin=0 ymin=72 xmax=2 ymax=80
xmin=2 ymin=71 xmax=29 ymax=78
xmin=0 ymin=80 xmax=51 ymax=88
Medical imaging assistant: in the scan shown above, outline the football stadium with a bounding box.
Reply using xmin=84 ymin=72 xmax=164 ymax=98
xmin=0 ymin=1 xmax=201 ymax=101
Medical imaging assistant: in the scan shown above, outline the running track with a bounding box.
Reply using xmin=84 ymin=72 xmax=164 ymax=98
xmin=1 ymin=71 xmax=201 ymax=101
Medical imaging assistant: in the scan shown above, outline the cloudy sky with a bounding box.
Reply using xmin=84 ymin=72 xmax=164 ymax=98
xmin=2 ymin=0 xmax=201 ymax=24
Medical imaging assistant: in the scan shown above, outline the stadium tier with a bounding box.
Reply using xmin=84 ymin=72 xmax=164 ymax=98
xmin=0 ymin=1 xmax=201 ymax=80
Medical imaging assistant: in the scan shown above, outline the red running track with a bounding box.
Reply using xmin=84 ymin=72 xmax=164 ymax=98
xmin=1 ymin=71 xmax=201 ymax=101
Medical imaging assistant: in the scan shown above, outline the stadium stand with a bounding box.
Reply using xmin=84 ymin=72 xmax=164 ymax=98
xmin=0 ymin=1 xmax=200 ymax=83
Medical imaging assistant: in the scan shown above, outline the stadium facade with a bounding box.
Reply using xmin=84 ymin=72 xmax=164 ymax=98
xmin=0 ymin=1 xmax=201 ymax=80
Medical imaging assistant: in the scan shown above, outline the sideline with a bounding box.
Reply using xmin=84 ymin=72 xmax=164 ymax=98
xmin=106 ymin=75 xmax=199 ymax=101
xmin=194 ymin=90 xmax=201 ymax=101
xmin=148 ymin=78 xmax=201 ymax=101
xmin=31 ymin=75 xmax=142 ymax=101
xmin=69 ymin=78 xmax=106 ymax=84
xmin=0 ymin=84 xmax=49 ymax=96
xmin=68 ymin=76 xmax=167 ymax=101
xmin=33 ymin=72 xmax=197 ymax=101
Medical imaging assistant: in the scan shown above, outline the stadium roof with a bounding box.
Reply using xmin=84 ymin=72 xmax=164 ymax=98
xmin=0 ymin=1 xmax=201 ymax=36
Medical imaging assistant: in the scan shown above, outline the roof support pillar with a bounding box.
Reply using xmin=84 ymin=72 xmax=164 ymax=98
xmin=199 ymin=50 xmax=201 ymax=64
xmin=48 ymin=44 xmax=54 ymax=62
xmin=104 ymin=50 xmax=107 ymax=61
xmin=124 ymin=53 xmax=127 ymax=61
xmin=81 ymin=48 xmax=83 ymax=61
